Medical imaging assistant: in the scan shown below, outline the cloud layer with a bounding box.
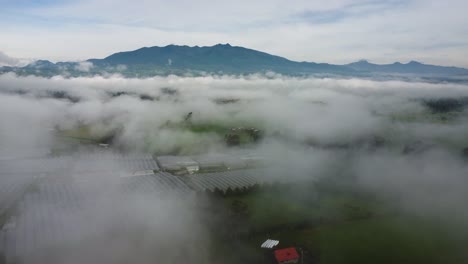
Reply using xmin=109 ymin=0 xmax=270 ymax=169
xmin=2 ymin=73 xmax=468 ymax=262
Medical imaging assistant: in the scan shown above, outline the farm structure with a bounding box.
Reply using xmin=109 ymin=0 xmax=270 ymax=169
xmin=274 ymin=247 xmax=300 ymax=264
xmin=0 ymin=151 xmax=302 ymax=263
xmin=0 ymin=172 xmax=194 ymax=263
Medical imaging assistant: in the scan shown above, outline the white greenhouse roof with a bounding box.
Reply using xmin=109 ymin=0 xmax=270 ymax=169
xmin=261 ymin=239 xmax=279 ymax=248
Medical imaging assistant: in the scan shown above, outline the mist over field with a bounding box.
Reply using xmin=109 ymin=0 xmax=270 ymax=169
xmin=1 ymin=73 xmax=468 ymax=263
xmin=3 ymin=0 xmax=468 ymax=262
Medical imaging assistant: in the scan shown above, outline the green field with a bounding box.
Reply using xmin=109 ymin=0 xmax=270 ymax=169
xmin=242 ymin=217 xmax=468 ymax=264
xmin=212 ymin=181 xmax=468 ymax=264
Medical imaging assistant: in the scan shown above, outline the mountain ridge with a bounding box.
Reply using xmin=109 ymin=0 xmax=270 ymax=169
xmin=346 ymin=59 xmax=468 ymax=75
xmin=2 ymin=44 xmax=468 ymax=78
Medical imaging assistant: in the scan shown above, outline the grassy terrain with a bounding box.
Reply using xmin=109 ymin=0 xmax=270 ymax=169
xmin=216 ymin=181 xmax=468 ymax=264
xmin=246 ymin=216 xmax=468 ymax=264
xmin=390 ymin=111 xmax=461 ymax=124
xmin=313 ymin=217 xmax=468 ymax=264
xmin=58 ymin=126 xmax=98 ymax=141
xmin=223 ymin=183 xmax=388 ymax=231
xmin=188 ymin=122 xmax=230 ymax=135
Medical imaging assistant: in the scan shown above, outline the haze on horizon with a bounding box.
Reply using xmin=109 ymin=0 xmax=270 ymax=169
xmin=1 ymin=0 xmax=468 ymax=67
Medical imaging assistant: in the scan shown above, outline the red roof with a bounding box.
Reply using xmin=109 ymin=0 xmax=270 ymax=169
xmin=274 ymin=247 xmax=299 ymax=263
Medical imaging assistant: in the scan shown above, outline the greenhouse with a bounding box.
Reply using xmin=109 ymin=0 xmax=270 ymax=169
xmin=156 ymin=156 xmax=199 ymax=174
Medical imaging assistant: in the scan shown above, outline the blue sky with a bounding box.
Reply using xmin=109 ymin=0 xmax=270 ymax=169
xmin=1 ymin=0 xmax=468 ymax=67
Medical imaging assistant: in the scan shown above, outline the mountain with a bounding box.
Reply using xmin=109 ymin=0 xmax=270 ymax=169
xmin=2 ymin=44 xmax=468 ymax=79
xmin=347 ymin=60 xmax=468 ymax=76
xmin=87 ymin=43 xmax=349 ymax=75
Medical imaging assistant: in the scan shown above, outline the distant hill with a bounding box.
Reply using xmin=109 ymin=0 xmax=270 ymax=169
xmin=346 ymin=60 xmax=468 ymax=76
xmin=2 ymin=44 xmax=468 ymax=79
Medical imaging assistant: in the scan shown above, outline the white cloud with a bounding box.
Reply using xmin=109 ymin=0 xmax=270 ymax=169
xmin=0 ymin=51 xmax=33 ymax=67
xmin=75 ymin=61 xmax=94 ymax=72
xmin=0 ymin=51 xmax=20 ymax=66
xmin=2 ymin=74 xmax=468 ymax=254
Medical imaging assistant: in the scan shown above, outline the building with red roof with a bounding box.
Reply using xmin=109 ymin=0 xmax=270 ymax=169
xmin=273 ymin=247 xmax=300 ymax=264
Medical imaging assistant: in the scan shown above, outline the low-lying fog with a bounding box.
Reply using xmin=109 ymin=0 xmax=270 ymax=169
xmin=1 ymin=73 xmax=468 ymax=263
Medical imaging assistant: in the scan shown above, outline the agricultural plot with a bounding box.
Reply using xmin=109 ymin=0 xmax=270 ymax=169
xmin=182 ymin=169 xmax=268 ymax=193
xmin=0 ymin=170 xmax=195 ymax=263
xmin=0 ymin=176 xmax=35 ymax=221
xmin=213 ymin=178 xmax=468 ymax=264
xmin=0 ymin=152 xmax=160 ymax=177
xmin=246 ymin=217 xmax=468 ymax=264
xmin=1 ymin=181 xmax=92 ymax=263
xmin=120 ymin=172 xmax=193 ymax=196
